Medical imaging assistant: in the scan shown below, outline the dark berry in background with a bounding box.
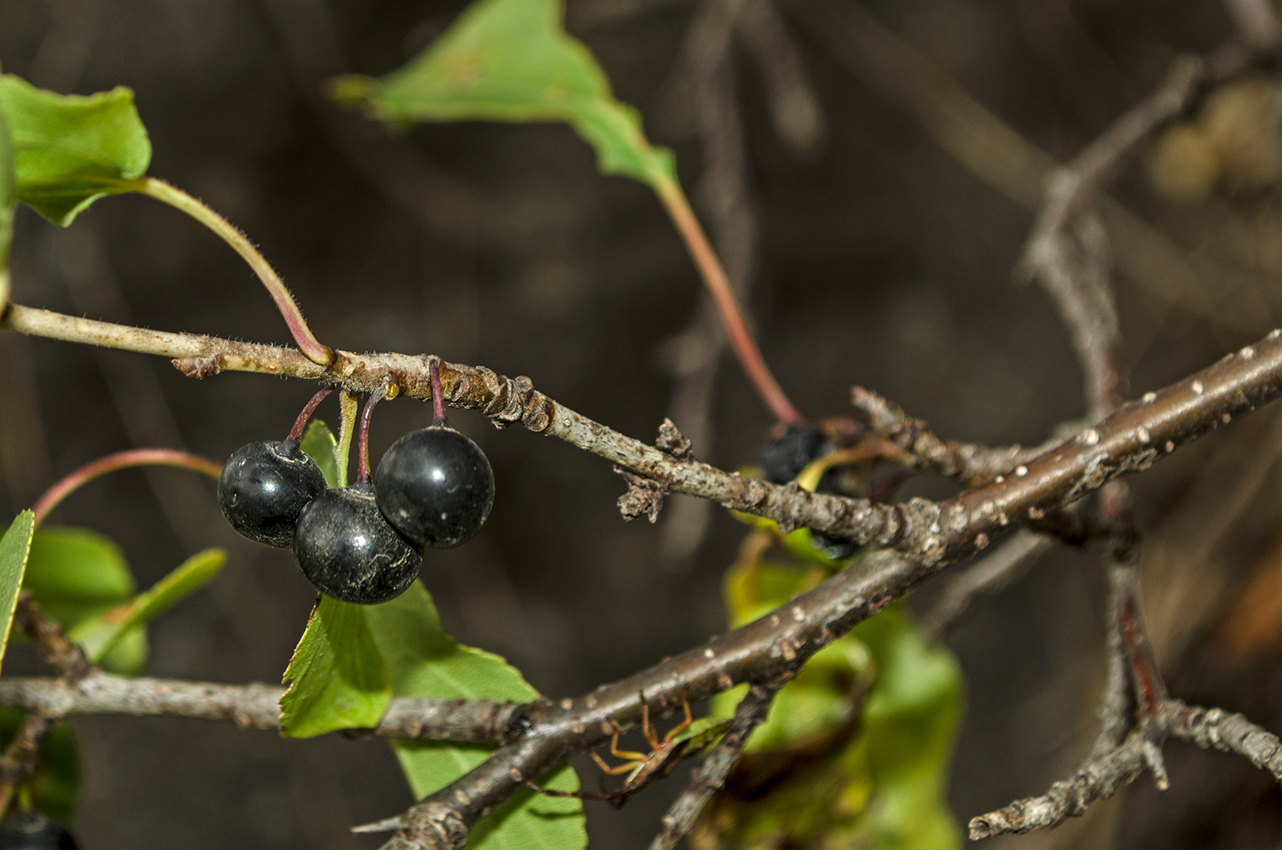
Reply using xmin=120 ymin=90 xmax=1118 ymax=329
xmin=293 ymin=482 xmax=422 ymax=604
xmin=0 ymin=813 xmax=78 ymax=850
xmin=218 ymin=441 xmax=328 ymax=548
xmin=375 ymin=426 xmax=495 ymax=549
xmin=759 ymin=425 xmax=824 ymax=484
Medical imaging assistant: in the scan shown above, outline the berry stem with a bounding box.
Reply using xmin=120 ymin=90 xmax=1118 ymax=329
xmin=286 ymin=386 xmax=335 ymax=445
xmin=32 ymin=449 xmax=222 ymax=526
xmin=429 ymin=357 xmax=449 ymax=427
xmin=653 ymin=178 xmax=803 ymax=427
xmin=354 ymin=384 xmax=395 ymax=484
xmin=122 ymin=177 xmax=334 ymax=367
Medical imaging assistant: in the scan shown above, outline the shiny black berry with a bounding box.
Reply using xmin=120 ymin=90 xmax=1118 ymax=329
xmin=218 ymin=440 xmax=328 ymax=547
xmin=292 ymin=481 xmax=422 ymax=604
xmin=375 ymin=426 xmax=495 ymax=549
xmin=0 ymin=813 xmax=78 ymax=850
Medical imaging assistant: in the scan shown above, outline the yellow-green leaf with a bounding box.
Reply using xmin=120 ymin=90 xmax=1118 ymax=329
xmin=0 ymin=512 xmax=36 ymax=676
xmin=331 ymin=0 xmax=676 ymax=190
xmin=68 ymin=548 xmax=224 ymax=666
xmin=279 ymin=596 xmax=393 ymax=738
xmin=300 ymin=419 xmax=341 ymax=489
xmin=24 ymin=526 xmax=147 ymax=674
xmin=0 ymin=75 xmax=151 ymax=226
xmin=279 ymin=581 xmax=586 ymax=850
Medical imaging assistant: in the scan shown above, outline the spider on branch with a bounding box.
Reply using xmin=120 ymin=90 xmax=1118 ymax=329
xmin=527 ymin=695 xmax=731 ymax=807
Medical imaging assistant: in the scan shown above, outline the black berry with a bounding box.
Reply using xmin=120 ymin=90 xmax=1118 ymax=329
xmin=0 ymin=813 xmax=78 ymax=850
xmin=218 ymin=440 xmax=328 ymax=547
xmin=375 ymin=426 xmax=495 ymax=548
xmin=292 ymin=481 xmax=422 ymax=604
xmin=759 ymin=425 xmax=823 ymax=484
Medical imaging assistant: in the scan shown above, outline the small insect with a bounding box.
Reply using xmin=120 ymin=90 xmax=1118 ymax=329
xmin=526 ymin=694 xmax=730 ymax=807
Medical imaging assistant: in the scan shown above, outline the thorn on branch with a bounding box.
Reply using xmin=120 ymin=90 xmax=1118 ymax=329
xmin=656 ymin=418 xmax=693 ymax=459
xmin=617 ymin=469 xmax=668 ymax=523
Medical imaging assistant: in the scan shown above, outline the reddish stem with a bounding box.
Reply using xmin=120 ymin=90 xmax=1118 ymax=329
xmin=286 ymin=386 xmax=335 ymax=445
xmin=430 ymin=358 xmax=449 ymax=427
xmin=655 ymin=181 xmax=802 ymax=426
xmin=32 ymin=449 xmax=223 ymax=526
xmin=355 ymin=385 xmax=395 ymax=484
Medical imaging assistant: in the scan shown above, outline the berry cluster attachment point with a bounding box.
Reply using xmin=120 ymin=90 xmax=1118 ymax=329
xmin=216 ymin=370 xmax=495 ymax=606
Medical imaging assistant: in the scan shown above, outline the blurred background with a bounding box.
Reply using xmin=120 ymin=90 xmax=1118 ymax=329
xmin=2 ymin=0 xmax=1282 ymax=847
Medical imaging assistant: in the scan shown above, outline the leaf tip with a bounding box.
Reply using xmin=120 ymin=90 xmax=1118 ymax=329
xmin=326 ymin=75 xmax=383 ymax=109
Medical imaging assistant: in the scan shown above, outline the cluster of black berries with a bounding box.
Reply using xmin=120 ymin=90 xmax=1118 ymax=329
xmin=218 ymin=367 xmax=493 ymax=605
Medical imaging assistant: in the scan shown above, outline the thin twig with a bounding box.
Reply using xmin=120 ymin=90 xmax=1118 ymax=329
xmin=648 ymin=682 xmax=782 ymax=850
xmin=850 ymin=386 xmax=1065 ymax=487
xmin=0 ymin=672 xmax=521 ymax=742
xmin=8 ymin=303 xmax=1282 ymax=567
xmin=0 ymin=713 xmax=56 ymax=816
xmin=969 ymin=698 xmax=1282 ymax=839
xmin=12 ymin=594 xmax=89 ymax=681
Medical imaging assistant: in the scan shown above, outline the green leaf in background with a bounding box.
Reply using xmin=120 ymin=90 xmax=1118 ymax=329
xmin=371 ymin=583 xmax=584 ymax=850
xmin=0 ymin=512 xmax=36 ymax=676
xmin=0 ymin=709 xmax=78 ymax=822
xmin=300 ymin=419 xmax=341 ymax=489
xmin=705 ymin=532 xmax=962 ymax=850
xmin=279 ymin=596 xmax=393 ymax=738
xmin=0 ymin=75 xmax=151 ymax=226
xmin=68 ymin=548 xmax=224 ymax=666
xmin=24 ymin=526 xmax=146 ymax=674
xmin=0 ymin=102 xmax=15 ymax=312
xmin=330 ymin=0 xmax=676 ymax=190
xmin=280 ymin=582 xmax=586 ymax=850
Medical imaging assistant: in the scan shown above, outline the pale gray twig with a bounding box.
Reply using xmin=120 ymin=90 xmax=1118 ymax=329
xmin=0 ymin=672 xmax=521 ymax=742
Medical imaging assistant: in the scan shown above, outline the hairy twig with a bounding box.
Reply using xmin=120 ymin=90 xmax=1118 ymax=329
xmin=647 ymin=682 xmax=782 ymax=850
xmin=8 ymin=304 xmax=1282 ymax=566
xmin=0 ymin=672 xmax=521 ymax=742
xmin=11 ymin=302 xmax=1282 ymax=847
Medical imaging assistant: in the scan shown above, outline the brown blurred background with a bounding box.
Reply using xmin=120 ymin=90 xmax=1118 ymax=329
xmin=2 ymin=0 xmax=1282 ymax=847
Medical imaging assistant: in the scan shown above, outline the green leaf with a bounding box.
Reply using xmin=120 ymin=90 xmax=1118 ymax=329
xmin=280 ymin=582 xmax=586 ymax=850
xmin=24 ymin=526 xmax=147 ymax=674
xmin=0 ymin=102 xmax=15 ymax=312
xmin=0 ymin=75 xmax=151 ymax=226
xmin=708 ymin=608 xmax=961 ymax=850
xmin=279 ymin=596 xmax=393 ymax=738
xmin=708 ymin=530 xmax=961 ymax=850
xmin=331 ymin=0 xmax=676 ymax=190
xmin=370 ymin=584 xmax=584 ymax=850
xmin=0 ymin=512 xmax=36 ymax=676
xmin=67 ymin=548 xmax=224 ymax=666
xmin=24 ymin=527 xmax=134 ymax=625
xmin=300 ymin=419 xmax=342 ymax=489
